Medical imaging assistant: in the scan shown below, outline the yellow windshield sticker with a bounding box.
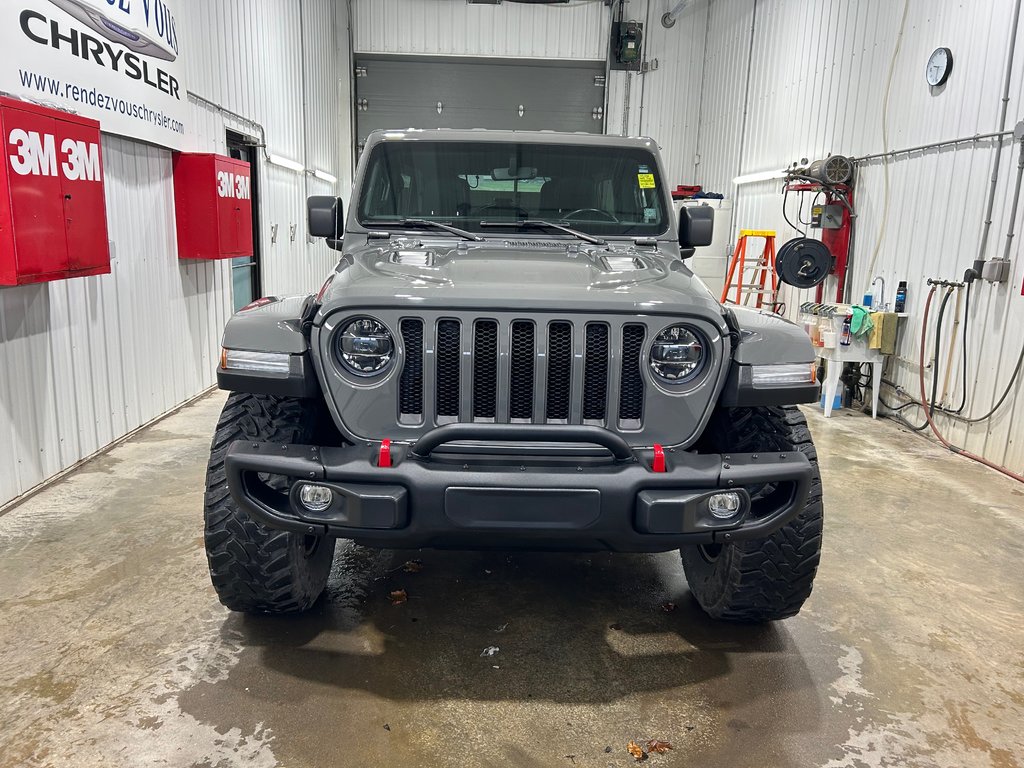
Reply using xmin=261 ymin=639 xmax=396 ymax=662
xmin=638 ymin=173 xmax=656 ymax=189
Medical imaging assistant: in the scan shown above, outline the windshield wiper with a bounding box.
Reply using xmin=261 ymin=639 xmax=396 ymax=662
xmin=479 ymin=219 xmax=606 ymax=246
xmin=372 ymin=218 xmax=484 ymax=241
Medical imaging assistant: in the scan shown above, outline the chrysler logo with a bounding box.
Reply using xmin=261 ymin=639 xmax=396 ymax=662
xmin=48 ymin=0 xmax=179 ymax=61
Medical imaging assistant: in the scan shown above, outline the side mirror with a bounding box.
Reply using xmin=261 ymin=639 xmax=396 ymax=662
xmin=679 ymin=205 xmax=714 ymax=251
xmin=308 ymin=195 xmax=343 ymax=239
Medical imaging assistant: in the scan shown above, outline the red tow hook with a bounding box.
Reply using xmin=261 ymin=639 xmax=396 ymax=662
xmin=378 ymin=439 xmax=393 ymax=468
xmin=652 ymin=444 xmax=666 ymax=473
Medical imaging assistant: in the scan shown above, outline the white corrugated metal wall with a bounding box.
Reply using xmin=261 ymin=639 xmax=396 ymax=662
xmin=1 ymin=0 xmax=351 ymax=508
xmin=605 ymin=0 xmax=709 ymax=185
xmin=695 ymin=0 xmax=1024 ymax=473
xmin=351 ymin=0 xmax=610 ymax=60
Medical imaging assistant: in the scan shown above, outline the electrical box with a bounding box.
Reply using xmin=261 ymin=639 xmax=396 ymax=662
xmin=173 ymin=153 xmax=253 ymax=260
xmin=611 ymin=20 xmax=644 ymax=71
xmin=810 ymin=203 xmax=843 ymax=230
xmin=0 ymin=97 xmax=110 ymax=286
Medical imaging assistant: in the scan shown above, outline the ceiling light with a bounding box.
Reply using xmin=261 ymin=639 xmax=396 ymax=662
xmin=312 ymin=169 xmax=337 ymax=184
xmin=732 ymin=169 xmax=787 ymax=185
xmin=267 ymin=154 xmax=304 ymax=173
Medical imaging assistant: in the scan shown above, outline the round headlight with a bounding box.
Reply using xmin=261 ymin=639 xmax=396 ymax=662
xmin=650 ymin=324 xmax=705 ymax=382
xmin=336 ymin=317 xmax=394 ymax=376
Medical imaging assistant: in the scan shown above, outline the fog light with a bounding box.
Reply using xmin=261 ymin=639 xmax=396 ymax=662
xmin=299 ymin=484 xmax=333 ymax=512
xmin=708 ymin=492 xmax=742 ymax=519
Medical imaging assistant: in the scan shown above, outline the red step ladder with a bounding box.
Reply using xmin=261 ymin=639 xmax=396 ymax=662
xmin=720 ymin=229 xmax=781 ymax=313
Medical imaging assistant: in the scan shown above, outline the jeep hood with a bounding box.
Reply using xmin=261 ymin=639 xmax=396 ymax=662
xmin=316 ymin=240 xmax=725 ymax=322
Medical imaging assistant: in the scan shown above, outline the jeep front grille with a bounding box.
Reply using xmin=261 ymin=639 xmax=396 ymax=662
xmin=397 ymin=316 xmax=647 ymax=429
xmin=509 ymin=321 xmax=535 ymax=420
xmin=582 ymin=323 xmax=610 ymax=421
xmin=472 ymin=320 xmax=499 ymax=419
xmin=545 ymin=322 xmax=573 ymax=421
xmin=435 ymin=319 xmax=461 ymax=418
xmin=619 ymin=323 xmax=646 ymax=425
xmin=398 ymin=319 xmax=424 ymax=416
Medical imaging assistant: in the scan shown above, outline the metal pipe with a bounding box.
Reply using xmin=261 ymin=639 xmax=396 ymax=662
xmin=732 ymin=0 xmax=759 ymax=191
xmin=854 ymin=129 xmax=1015 ymax=164
xmin=871 ymin=275 xmax=886 ymax=310
xmin=691 ymin=1 xmax=712 ymax=179
xmin=976 ymin=0 xmax=1023 ymax=265
xmin=602 ymin=1 xmax=614 ymax=135
xmin=940 ymin=285 xmax=963 ymax=406
xmin=621 ymin=72 xmax=631 ymax=136
xmin=637 ymin=0 xmax=652 ymax=134
xmin=346 ymin=0 xmax=358 ymax=174
xmin=661 ymin=0 xmax=692 ymax=28
xmin=999 ymin=135 xmax=1024 ymax=261
xmin=186 ymin=90 xmax=268 ymax=157
xmin=299 ymin=0 xmax=312 ymax=240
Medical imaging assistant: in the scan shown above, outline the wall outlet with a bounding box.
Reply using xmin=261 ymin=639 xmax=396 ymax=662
xmin=981 ymin=259 xmax=1011 ymax=283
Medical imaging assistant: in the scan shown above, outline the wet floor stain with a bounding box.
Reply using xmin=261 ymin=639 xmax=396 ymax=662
xmin=0 ymin=393 xmax=1022 ymax=768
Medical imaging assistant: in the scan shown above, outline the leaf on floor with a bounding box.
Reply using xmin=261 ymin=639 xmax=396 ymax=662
xmin=627 ymin=740 xmax=647 ymax=761
xmin=402 ymin=559 xmax=424 ymax=573
xmin=660 ymin=602 xmax=677 ymax=613
xmin=646 ymin=739 xmax=673 ymax=754
xmin=389 ymin=589 xmax=408 ymax=605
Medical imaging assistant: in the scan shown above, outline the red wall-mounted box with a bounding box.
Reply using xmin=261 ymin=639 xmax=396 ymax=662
xmin=173 ymin=153 xmax=253 ymax=260
xmin=0 ymin=97 xmax=111 ymax=286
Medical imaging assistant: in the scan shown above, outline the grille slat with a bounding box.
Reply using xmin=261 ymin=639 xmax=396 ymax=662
xmin=399 ymin=319 xmax=424 ymax=418
xmin=436 ymin=319 xmax=461 ymax=419
xmin=509 ymin=321 xmax=536 ymax=420
xmin=619 ymin=324 xmax=646 ymax=423
xmin=473 ymin=320 xmax=498 ymax=419
xmin=545 ymin=322 xmax=573 ymax=421
xmin=582 ymin=323 xmax=609 ymax=422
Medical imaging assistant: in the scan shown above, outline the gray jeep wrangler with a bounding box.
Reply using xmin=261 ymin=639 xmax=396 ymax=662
xmin=205 ymin=130 xmax=823 ymax=622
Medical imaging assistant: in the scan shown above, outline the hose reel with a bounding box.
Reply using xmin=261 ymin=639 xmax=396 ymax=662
xmin=776 ymin=238 xmax=834 ymax=289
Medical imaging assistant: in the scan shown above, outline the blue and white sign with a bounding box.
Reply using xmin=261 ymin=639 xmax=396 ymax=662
xmin=1 ymin=0 xmax=188 ymax=149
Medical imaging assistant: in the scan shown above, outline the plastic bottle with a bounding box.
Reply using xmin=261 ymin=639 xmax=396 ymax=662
xmin=894 ymin=281 xmax=907 ymax=313
xmin=840 ymin=314 xmax=852 ymax=346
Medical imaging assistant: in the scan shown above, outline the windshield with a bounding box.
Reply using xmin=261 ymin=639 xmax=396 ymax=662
xmin=357 ymin=140 xmax=669 ymax=237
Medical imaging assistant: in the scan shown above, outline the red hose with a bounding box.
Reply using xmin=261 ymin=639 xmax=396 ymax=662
xmin=917 ymin=285 xmax=1024 ymax=484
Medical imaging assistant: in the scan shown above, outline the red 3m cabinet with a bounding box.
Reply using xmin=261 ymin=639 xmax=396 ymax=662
xmin=0 ymin=97 xmax=110 ymax=286
xmin=173 ymin=153 xmax=253 ymax=260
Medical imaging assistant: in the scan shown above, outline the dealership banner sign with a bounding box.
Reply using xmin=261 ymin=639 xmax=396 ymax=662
xmin=0 ymin=0 xmax=188 ymax=150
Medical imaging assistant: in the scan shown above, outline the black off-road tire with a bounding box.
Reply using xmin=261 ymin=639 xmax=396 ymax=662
xmin=204 ymin=392 xmax=336 ymax=613
xmin=680 ymin=405 xmax=823 ymax=622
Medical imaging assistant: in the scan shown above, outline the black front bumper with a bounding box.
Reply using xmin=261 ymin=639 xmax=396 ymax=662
xmin=224 ymin=424 xmax=813 ymax=552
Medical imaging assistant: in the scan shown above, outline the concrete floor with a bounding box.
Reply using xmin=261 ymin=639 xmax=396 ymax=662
xmin=1 ymin=392 xmax=1022 ymax=768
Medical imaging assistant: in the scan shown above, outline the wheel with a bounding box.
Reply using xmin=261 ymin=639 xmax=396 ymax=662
xmin=204 ymin=392 xmax=337 ymax=613
xmin=680 ymin=406 xmax=823 ymax=622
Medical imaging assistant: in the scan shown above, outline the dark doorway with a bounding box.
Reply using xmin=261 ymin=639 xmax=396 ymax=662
xmin=226 ymin=131 xmax=262 ymax=311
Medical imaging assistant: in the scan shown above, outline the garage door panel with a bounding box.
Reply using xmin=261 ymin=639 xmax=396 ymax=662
xmin=355 ymin=56 xmax=605 ymax=146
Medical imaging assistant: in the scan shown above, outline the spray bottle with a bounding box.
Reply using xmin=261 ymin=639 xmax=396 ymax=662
xmin=840 ymin=314 xmax=852 ymax=346
xmin=894 ymin=281 xmax=908 ymax=313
